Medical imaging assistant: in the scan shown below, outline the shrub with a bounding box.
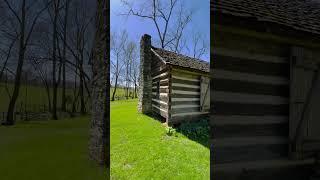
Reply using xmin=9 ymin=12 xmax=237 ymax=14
xmin=165 ymin=126 xmax=176 ymax=136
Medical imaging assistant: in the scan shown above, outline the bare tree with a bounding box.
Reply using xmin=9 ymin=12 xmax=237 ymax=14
xmin=167 ymin=2 xmax=192 ymax=53
xmin=187 ymin=31 xmax=209 ymax=59
xmin=0 ymin=37 xmax=17 ymax=81
xmin=3 ymin=0 xmax=52 ymax=125
xmin=110 ymin=30 xmax=127 ymax=101
xmin=124 ymin=41 xmax=138 ymax=99
xmin=131 ymin=45 xmax=139 ymax=98
xmin=50 ymin=0 xmax=61 ymax=120
xmin=30 ymin=57 xmax=52 ymax=111
xmin=61 ymin=0 xmax=71 ymax=112
xmin=120 ymin=0 xmax=193 ymax=53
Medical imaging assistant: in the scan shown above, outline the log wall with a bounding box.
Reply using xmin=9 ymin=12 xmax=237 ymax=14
xmin=211 ymin=30 xmax=294 ymax=178
xmin=169 ymin=68 xmax=209 ymax=124
xmin=151 ymin=54 xmax=169 ymax=119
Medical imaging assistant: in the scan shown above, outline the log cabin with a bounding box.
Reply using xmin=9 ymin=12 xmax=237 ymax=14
xmin=212 ymin=0 xmax=320 ymax=179
xmin=138 ymin=34 xmax=210 ymax=126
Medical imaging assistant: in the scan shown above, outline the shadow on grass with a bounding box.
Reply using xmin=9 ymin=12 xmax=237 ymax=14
xmin=150 ymin=113 xmax=210 ymax=149
xmin=175 ymin=117 xmax=210 ymax=149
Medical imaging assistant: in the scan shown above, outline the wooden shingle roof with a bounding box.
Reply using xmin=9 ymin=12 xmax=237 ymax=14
xmin=151 ymin=47 xmax=209 ymax=73
xmin=211 ymin=0 xmax=320 ymax=35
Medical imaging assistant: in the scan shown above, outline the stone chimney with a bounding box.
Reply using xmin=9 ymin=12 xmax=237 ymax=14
xmin=138 ymin=34 xmax=152 ymax=114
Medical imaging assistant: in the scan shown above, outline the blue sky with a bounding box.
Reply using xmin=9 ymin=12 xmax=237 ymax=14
xmin=110 ymin=0 xmax=210 ymax=61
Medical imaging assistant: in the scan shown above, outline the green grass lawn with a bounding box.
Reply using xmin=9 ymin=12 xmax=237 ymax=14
xmin=0 ymin=116 xmax=106 ymax=180
xmin=110 ymin=99 xmax=210 ymax=179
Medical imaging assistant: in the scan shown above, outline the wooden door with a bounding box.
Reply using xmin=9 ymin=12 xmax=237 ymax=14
xmin=200 ymin=76 xmax=210 ymax=112
xmin=290 ymin=46 xmax=320 ymax=159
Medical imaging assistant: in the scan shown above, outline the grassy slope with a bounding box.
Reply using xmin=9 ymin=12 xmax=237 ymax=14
xmin=110 ymin=99 xmax=210 ymax=179
xmin=110 ymin=87 xmax=126 ymax=98
xmin=0 ymin=117 xmax=106 ymax=180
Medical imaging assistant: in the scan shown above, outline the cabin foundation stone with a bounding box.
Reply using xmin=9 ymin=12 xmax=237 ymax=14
xmin=138 ymin=34 xmax=152 ymax=114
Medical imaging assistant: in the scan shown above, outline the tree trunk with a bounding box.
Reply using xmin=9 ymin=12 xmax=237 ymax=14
xmin=89 ymin=0 xmax=108 ymax=168
xmin=133 ymin=83 xmax=136 ymax=99
xmin=111 ymin=75 xmax=118 ymax=101
xmin=51 ymin=0 xmax=60 ymax=120
xmin=5 ymin=0 xmax=26 ymax=126
xmin=61 ymin=0 xmax=70 ymax=112
xmin=79 ymin=61 xmax=85 ymax=114
xmin=72 ymin=64 xmax=78 ymax=114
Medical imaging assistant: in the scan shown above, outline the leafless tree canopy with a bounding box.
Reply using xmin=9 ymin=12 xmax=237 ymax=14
xmin=110 ymin=30 xmax=139 ymax=101
xmin=120 ymin=0 xmax=195 ymax=53
xmin=0 ymin=0 xmax=96 ymax=125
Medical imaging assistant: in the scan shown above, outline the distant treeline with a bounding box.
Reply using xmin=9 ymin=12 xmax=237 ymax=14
xmin=110 ymin=86 xmax=138 ymax=101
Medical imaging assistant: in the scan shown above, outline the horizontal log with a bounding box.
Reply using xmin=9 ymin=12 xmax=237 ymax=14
xmin=171 ymin=100 xmax=200 ymax=106
xmin=172 ymin=75 xmax=200 ymax=82
xmin=213 ymin=47 xmax=287 ymax=64
xmin=213 ymin=54 xmax=289 ymax=77
xmin=212 ymin=123 xmax=288 ymax=138
xmin=152 ymin=72 xmax=168 ymax=80
xmin=172 ymin=111 xmax=209 ymax=117
xmin=152 ymin=95 xmax=168 ymax=102
xmin=152 ymin=92 xmax=168 ymax=96
xmin=212 ymin=101 xmax=288 ymax=115
xmin=152 ymin=85 xmax=169 ymax=89
xmin=172 ymin=104 xmax=200 ymax=109
xmin=172 ymin=97 xmax=200 ymax=102
xmin=172 ymin=83 xmax=200 ymax=89
xmin=212 ymin=136 xmax=288 ymax=147
xmin=213 ymin=158 xmax=315 ymax=174
xmin=152 ymin=74 xmax=169 ymax=82
xmin=172 ymin=107 xmax=200 ymax=114
xmin=212 ymin=91 xmax=288 ymax=105
xmin=172 ymin=67 xmax=209 ymax=77
xmin=172 ymin=78 xmax=200 ymax=86
xmin=213 ymin=69 xmax=288 ymax=85
xmin=152 ymin=106 xmax=168 ymax=118
xmin=152 ymin=88 xmax=168 ymax=93
xmin=172 ymin=94 xmax=200 ymax=99
xmin=152 ymin=104 xmax=168 ymax=113
xmin=172 ymin=86 xmax=200 ymax=92
xmin=172 ymin=90 xmax=200 ymax=95
xmin=151 ymin=66 xmax=167 ymax=76
xmin=211 ymin=115 xmax=288 ymax=125
xmin=213 ymin=144 xmax=288 ymax=164
xmin=153 ymin=80 xmax=169 ymax=86
xmin=212 ymin=78 xmax=288 ymax=97
xmin=152 ymin=99 xmax=168 ymax=106
xmin=152 ymin=102 xmax=167 ymax=111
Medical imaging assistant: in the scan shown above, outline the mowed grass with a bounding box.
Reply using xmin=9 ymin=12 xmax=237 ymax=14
xmin=0 ymin=116 xmax=106 ymax=180
xmin=110 ymin=99 xmax=210 ymax=179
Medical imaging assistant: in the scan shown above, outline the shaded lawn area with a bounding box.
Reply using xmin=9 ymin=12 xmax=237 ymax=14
xmin=0 ymin=83 xmax=89 ymax=112
xmin=0 ymin=116 xmax=106 ymax=180
xmin=111 ymin=99 xmax=210 ymax=179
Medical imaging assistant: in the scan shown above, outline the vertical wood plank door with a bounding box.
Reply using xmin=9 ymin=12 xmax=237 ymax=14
xmin=290 ymin=46 xmax=320 ymax=157
xmin=200 ymin=76 xmax=210 ymax=112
